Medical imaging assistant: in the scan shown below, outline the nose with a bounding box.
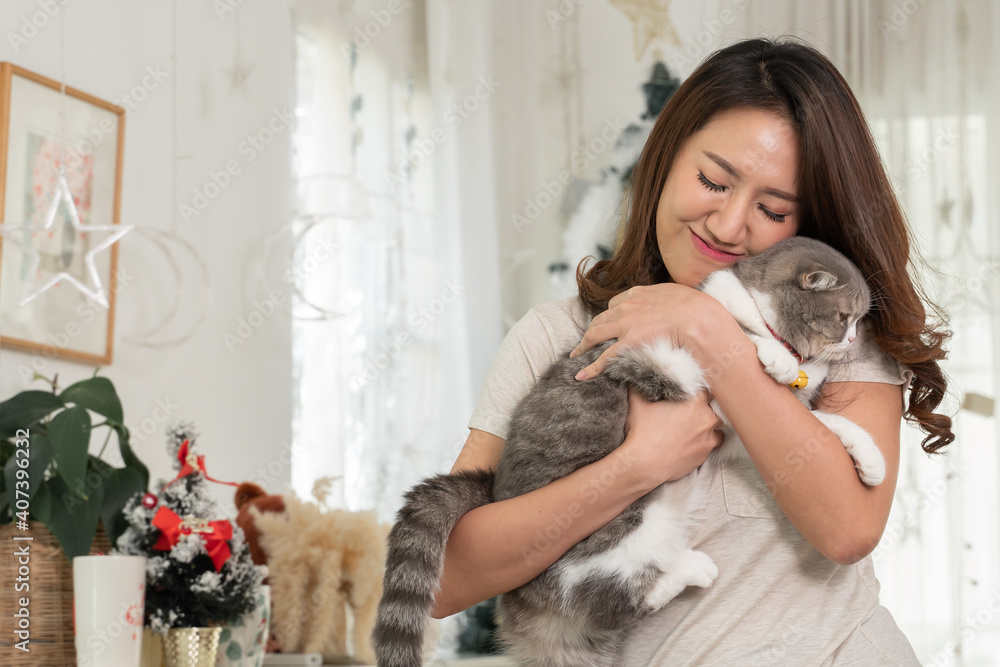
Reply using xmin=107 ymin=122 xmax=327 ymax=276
xmin=848 ymin=334 xmax=856 ymax=344
xmin=706 ymin=195 xmax=749 ymax=247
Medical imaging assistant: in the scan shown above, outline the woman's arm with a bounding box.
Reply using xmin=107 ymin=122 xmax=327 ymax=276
xmin=570 ymin=284 xmax=902 ymax=564
xmin=432 ymin=391 xmax=722 ymax=618
xmin=684 ymin=302 xmax=901 ymax=564
xmin=432 ymin=430 xmax=652 ymax=618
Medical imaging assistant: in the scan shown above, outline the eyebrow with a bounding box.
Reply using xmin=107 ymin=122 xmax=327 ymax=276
xmin=703 ymin=151 xmax=798 ymax=203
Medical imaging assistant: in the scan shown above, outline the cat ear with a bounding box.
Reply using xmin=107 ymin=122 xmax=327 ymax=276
xmin=800 ymin=270 xmax=841 ymax=291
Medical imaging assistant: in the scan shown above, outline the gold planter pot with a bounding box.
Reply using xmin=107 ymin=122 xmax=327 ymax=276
xmin=163 ymin=627 xmax=222 ymax=667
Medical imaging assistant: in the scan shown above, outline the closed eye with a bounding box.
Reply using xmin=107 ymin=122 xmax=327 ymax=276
xmin=698 ymin=172 xmax=726 ymax=193
xmin=699 ymin=172 xmax=788 ymax=223
xmin=759 ymin=206 xmax=786 ymax=223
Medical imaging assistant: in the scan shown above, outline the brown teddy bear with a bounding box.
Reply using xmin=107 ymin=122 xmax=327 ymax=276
xmin=234 ymin=482 xmax=285 ymax=575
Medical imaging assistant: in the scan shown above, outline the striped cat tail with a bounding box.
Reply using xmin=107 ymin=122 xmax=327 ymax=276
xmin=373 ymin=469 xmax=495 ymax=667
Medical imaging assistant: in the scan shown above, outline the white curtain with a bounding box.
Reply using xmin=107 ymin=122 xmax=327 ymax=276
xmin=289 ymin=0 xmax=502 ymax=523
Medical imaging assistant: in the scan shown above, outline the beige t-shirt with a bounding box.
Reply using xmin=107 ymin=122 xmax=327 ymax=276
xmin=468 ymin=295 xmax=920 ymax=666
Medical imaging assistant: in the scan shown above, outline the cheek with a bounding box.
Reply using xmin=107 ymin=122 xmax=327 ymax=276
xmin=672 ymin=186 xmax=716 ymax=221
xmin=749 ymin=220 xmax=798 ymax=254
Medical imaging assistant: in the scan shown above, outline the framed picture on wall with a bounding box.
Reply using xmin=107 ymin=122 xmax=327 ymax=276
xmin=0 ymin=62 xmax=127 ymax=365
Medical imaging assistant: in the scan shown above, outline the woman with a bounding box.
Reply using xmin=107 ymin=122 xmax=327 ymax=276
xmin=432 ymin=38 xmax=952 ymax=664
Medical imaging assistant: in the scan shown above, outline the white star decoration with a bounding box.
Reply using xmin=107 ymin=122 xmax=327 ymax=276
xmin=0 ymin=171 xmax=132 ymax=308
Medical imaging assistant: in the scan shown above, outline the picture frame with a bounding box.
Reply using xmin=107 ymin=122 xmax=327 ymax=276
xmin=0 ymin=62 xmax=126 ymax=365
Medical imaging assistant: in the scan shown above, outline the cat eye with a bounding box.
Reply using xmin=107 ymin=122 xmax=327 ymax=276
xmin=839 ymin=313 xmax=849 ymax=323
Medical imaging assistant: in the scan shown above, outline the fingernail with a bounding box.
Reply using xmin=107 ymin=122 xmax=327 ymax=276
xmin=575 ymin=369 xmax=588 ymax=381
xmin=569 ymin=349 xmax=577 ymax=358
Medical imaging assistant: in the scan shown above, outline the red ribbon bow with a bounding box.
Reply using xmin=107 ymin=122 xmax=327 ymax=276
xmin=165 ymin=440 xmax=240 ymax=489
xmin=152 ymin=506 xmax=233 ymax=572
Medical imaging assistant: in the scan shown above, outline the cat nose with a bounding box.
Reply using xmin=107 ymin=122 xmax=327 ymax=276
xmin=847 ymin=335 xmax=856 ymax=344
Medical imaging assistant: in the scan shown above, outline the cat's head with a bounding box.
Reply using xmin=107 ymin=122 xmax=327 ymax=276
xmin=734 ymin=237 xmax=871 ymax=363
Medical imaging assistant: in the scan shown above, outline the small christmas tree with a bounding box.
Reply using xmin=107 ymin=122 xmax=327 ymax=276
xmin=115 ymin=423 xmax=265 ymax=634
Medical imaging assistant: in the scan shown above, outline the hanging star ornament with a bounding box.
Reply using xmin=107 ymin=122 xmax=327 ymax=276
xmin=609 ymin=0 xmax=681 ymax=61
xmin=0 ymin=171 xmax=132 ymax=308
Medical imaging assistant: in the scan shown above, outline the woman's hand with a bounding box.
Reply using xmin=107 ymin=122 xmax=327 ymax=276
xmin=569 ymin=283 xmax=729 ymax=381
xmin=619 ymin=387 xmax=724 ymax=486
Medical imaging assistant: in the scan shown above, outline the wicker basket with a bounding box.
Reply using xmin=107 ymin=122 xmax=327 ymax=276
xmin=0 ymin=520 xmax=113 ymax=666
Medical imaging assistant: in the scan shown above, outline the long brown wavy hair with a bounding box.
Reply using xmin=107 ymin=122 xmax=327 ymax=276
xmin=577 ymin=38 xmax=953 ymax=453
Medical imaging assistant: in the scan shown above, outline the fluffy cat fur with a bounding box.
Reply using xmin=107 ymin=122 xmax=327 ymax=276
xmin=372 ymin=236 xmax=886 ymax=667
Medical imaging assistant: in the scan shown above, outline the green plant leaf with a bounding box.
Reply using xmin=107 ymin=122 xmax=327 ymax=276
xmin=47 ymin=466 xmax=104 ymax=561
xmin=48 ymin=407 xmax=91 ymax=498
xmin=59 ymin=377 xmax=123 ymax=424
xmin=95 ymin=461 xmax=144 ymax=546
xmin=0 ymin=438 xmax=14 ymax=464
xmin=0 ymin=391 xmax=63 ymax=439
xmin=31 ymin=480 xmax=52 ymax=524
xmin=113 ymin=423 xmax=149 ymax=492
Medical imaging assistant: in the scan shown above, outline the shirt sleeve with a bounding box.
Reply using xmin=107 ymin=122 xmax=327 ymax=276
xmin=467 ymin=306 xmax=564 ymax=441
xmin=825 ymin=320 xmax=914 ymax=408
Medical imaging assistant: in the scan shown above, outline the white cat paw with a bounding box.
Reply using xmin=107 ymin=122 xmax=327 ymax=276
xmin=754 ymin=338 xmax=800 ymax=385
xmin=854 ymin=450 xmax=886 ymax=486
xmin=645 ymin=550 xmax=718 ymax=611
xmin=812 ymin=411 xmax=886 ymax=486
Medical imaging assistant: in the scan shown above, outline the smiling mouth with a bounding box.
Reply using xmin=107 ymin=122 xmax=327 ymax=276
xmin=690 ymin=230 xmax=744 ymax=262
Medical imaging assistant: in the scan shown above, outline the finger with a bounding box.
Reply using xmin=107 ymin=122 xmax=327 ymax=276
xmin=575 ymin=341 xmax=623 ymax=381
xmin=570 ymin=321 xmax=620 ymax=358
xmin=607 ymin=286 xmax=637 ymax=310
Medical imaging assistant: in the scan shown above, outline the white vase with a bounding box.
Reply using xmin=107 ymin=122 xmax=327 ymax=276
xmin=214 ymin=585 xmax=271 ymax=667
xmin=73 ymin=554 xmax=146 ymax=667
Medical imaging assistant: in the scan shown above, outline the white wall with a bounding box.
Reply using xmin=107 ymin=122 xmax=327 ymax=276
xmin=0 ymin=0 xmax=295 ymax=512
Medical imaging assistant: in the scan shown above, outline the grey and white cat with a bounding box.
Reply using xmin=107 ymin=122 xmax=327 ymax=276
xmin=372 ymin=237 xmax=886 ymax=667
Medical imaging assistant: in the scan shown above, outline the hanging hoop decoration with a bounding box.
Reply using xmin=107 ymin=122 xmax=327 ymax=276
xmin=246 ymin=215 xmax=346 ymax=321
xmin=118 ymin=227 xmax=213 ymax=349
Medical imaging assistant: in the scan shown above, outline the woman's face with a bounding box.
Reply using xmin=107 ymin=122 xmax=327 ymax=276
xmin=656 ymin=108 xmax=801 ymax=288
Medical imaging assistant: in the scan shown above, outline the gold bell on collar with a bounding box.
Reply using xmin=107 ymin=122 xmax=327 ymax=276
xmin=789 ymin=370 xmax=808 ymax=389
